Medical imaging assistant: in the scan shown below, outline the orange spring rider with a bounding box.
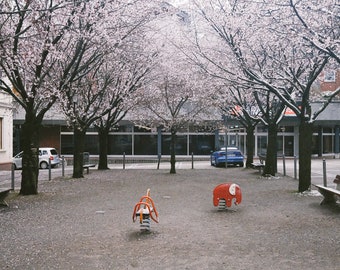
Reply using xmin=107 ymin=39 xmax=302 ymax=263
xmin=132 ymin=189 xmax=159 ymax=230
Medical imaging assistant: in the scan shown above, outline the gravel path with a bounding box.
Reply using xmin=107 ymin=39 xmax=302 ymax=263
xmin=1 ymin=168 xmax=339 ymax=270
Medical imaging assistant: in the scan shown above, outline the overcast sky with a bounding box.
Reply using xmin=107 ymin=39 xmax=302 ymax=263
xmin=169 ymin=0 xmax=188 ymax=7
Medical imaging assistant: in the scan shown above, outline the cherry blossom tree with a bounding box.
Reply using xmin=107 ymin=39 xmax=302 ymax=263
xmin=190 ymin=0 xmax=339 ymax=191
xmin=0 ymin=0 xmax=161 ymax=191
xmin=134 ymin=71 xmax=213 ymax=174
xmin=0 ymin=0 xmax=91 ymax=194
xmin=131 ymin=3 xmax=215 ymax=174
xmin=55 ymin=0 xmax=160 ymax=177
xmin=93 ymin=44 xmax=153 ymax=170
xmin=288 ymin=0 xmax=339 ymax=64
xmin=187 ymin=1 xmax=285 ymax=174
xmin=221 ymin=85 xmax=261 ymax=168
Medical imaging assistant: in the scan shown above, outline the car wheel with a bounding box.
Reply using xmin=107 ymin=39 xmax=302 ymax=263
xmin=239 ymin=162 xmax=244 ymax=167
xmin=40 ymin=161 xmax=48 ymax=169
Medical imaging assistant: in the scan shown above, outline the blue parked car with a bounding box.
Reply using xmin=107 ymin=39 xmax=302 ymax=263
xmin=211 ymin=147 xmax=244 ymax=167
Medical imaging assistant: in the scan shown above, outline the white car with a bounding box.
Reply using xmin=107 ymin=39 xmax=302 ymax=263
xmin=13 ymin=147 xmax=61 ymax=169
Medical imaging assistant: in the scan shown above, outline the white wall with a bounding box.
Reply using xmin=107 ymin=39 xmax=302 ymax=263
xmin=0 ymin=90 xmax=13 ymax=169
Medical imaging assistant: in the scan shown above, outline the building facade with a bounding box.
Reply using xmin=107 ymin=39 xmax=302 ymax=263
xmin=12 ymin=68 xmax=340 ymax=160
xmin=12 ymin=102 xmax=340 ymax=160
xmin=0 ymin=91 xmax=13 ymax=170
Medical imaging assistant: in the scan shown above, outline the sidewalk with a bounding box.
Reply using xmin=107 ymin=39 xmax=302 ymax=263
xmin=0 ymin=158 xmax=339 ymax=189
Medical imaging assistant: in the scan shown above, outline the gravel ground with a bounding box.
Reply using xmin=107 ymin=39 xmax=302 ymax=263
xmin=1 ymin=167 xmax=339 ymax=270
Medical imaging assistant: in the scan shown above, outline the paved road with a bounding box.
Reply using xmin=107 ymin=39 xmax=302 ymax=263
xmin=1 ymin=158 xmax=339 ymax=189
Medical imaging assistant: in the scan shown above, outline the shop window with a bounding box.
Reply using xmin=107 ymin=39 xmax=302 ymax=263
xmin=189 ymin=135 xmax=214 ymax=155
xmin=85 ymin=135 xmax=99 ymax=154
xmin=257 ymin=136 xmax=267 ymax=155
xmin=108 ymin=135 xmax=132 ymax=155
xmin=60 ymin=135 xmax=73 ymax=154
xmin=162 ymin=135 xmax=187 ymax=155
xmin=134 ymin=135 xmax=158 ymax=155
xmin=323 ymin=135 xmax=333 ymax=154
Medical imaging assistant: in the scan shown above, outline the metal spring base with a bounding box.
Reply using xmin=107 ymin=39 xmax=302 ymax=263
xmin=140 ymin=217 xmax=151 ymax=231
xmin=218 ymin=199 xmax=226 ymax=210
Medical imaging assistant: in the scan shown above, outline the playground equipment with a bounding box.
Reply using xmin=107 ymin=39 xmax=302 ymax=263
xmin=132 ymin=189 xmax=159 ymax=231
xmin=213 ymin=183 xmax=242 ymax=210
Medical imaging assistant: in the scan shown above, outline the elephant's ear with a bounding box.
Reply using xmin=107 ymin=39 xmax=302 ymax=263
xmin=229 ymin=183 xmax=237 ymax=195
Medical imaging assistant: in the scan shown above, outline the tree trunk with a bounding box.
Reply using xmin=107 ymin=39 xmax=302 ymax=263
xmin=264 ymin=123 xmax=278 ymax=176
xmin=20 ymin=113 xmax=40 ymax=195
xmin=170 ymin=129 xmax=177 ymax=174
xmin=298 ymin=121 xmax=313 ymax=192
xmin=73 ymin=128 xmax=86 ymax=178
xmin=98 ymin=127 xmax=109 ymax=170
xmin=245 ymin=125 xmax=255 ymax=168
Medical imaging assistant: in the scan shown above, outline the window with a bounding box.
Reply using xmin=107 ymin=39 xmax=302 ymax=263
xmin=324 ymin=70 xmax=336 ymax=82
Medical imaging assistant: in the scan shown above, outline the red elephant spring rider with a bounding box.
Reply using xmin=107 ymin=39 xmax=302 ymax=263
xmin=213 ymin=183 xmax=242 ymax=210
xmin=132 ymin=189 xmax=159 ymax=231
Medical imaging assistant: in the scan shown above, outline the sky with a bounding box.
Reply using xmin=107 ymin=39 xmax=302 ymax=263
xmin=169 ymin=0 xmax=189 ymax=7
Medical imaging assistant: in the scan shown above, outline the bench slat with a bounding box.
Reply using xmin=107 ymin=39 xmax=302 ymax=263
xmin=83 ymin=164 xmax=96 ymax=174
xmin=315 ymin=185 xmax=340 ymax=196
xmin=251 ymin=162 xmax=265 ymax=174
xmin=314 ymin=184 xmax=340 ymax=205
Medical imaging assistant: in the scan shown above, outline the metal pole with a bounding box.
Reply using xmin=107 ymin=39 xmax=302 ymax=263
xmin=123 ymin=152 xmax=125 ymax=170
xmin=283 ymin=154 xmax=286 ymax=176
xmin=48 ymin=159 xmax=51 ymax=181
xmin=191 ymin=152 xmax=194 ymax=169
xmin=157 ymin=153 xmax=161 ymax=170
xmin=322 ymin=159 xmax=327 ymax=187
xmin=294 ymin=155 xmax=297 ymax=180
xmin=11 ymin=163 xmax=15 ymax=190
xmin=62 ymin=156 xmax=65 ymax=177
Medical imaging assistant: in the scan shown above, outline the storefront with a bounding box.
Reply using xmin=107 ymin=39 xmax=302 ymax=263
xmin=13 ymin=102 xmax=340 ymax=158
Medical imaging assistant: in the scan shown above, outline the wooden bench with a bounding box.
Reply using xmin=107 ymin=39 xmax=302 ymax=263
xmin=0 ymin=188 xmax=11 ymax=207
xmin=251 ymin=162 xmax=265 ymax=174
xmin=251 ymin=155 xmax=266 ymax=174
xmin=83 ymin=164 xmax=96 ymax=174
xmin=313 ymin=184 xmax=340 ymax=205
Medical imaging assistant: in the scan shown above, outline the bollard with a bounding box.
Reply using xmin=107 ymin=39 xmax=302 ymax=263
xmin=191 ymin=152 xmax=194 ymax=169
xmin=123 ymin=152 xmax=125 ymax=170
xmin=282 ymin=154 xmax=286 ymax=176
xmin=61 ymin=156 xmax=65 ymax=177
xmin=294 ymin=155 xmax=297 ymax=180
xmin=48 ymin=158 xmax=51 ymax=181
xmin=323 ymin=159 xmax=327 ymax=187
xmin=157 ymin=154 xmax=161 ymax=170
xmin=11 ymin=163 xmax=15 ymax=190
